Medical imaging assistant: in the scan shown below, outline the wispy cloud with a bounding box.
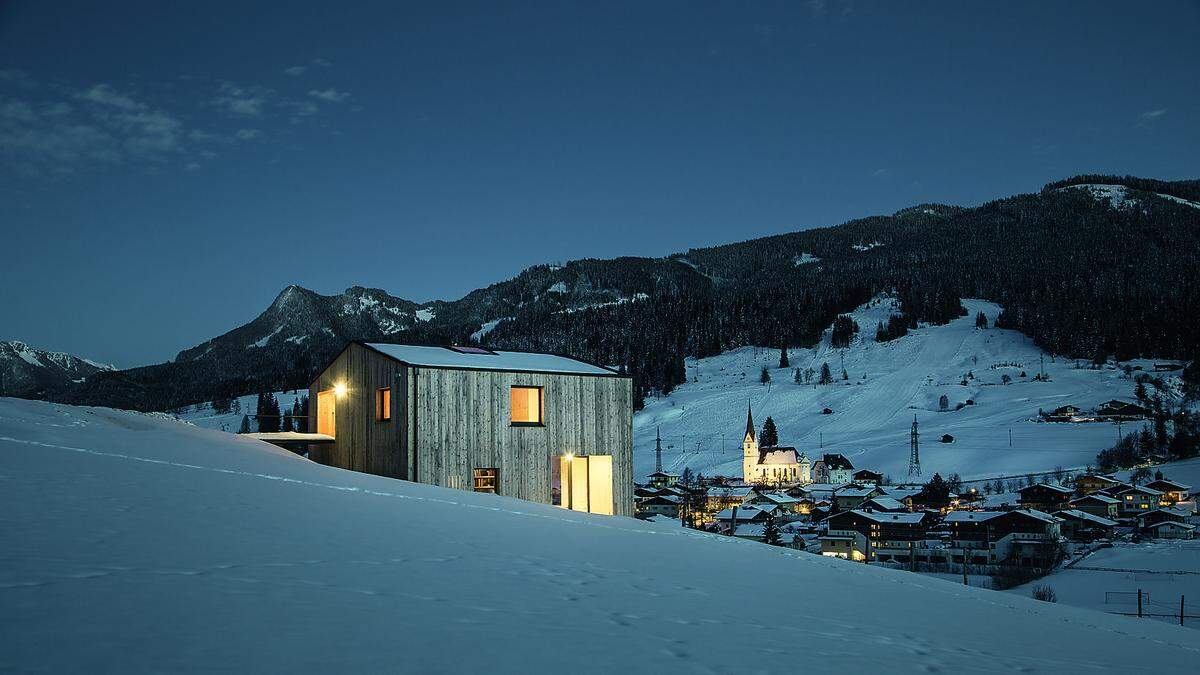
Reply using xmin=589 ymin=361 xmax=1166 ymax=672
xmin=308 ymin=88 xmax=350 ymax=103
xmin=77 ymin=84 xmax=143 ymax=111
xmin=212 ymin=82 xmax=271 ymax=116
xmin=1135 ymin=108 xmax=1167 ymax=129
xmin=284 ymin=66 xmax=307 ymax=77
xmin=235 ymin=128 xmax=261 ymax=140
xmin=312 ymin=58 xmax=332 ymax=68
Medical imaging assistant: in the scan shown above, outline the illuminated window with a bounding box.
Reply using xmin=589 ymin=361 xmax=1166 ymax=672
xmin=376 ymin=387 xmax=391 ymax=422
xmin=473 ymin=468 xmax=499 ymax=493
xmin=511 ymin=386 xmax=543 ymax=425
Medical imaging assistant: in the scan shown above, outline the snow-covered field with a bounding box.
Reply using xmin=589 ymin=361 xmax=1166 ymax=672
xmin=634 ymin=298 xmax=1177 ymax=482
xmin=4 ymin=396 xmax=1199 ymax=672
xmin=1011 ymin=540 xmax=1200 ymax=629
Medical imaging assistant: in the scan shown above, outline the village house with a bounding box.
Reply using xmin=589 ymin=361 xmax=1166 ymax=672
xmin=820 ymin=510 xmax=932 ymax=563
xmin=1143 ymin=478 xmax=1191 ymax=506
xmin=1069 ymin=493 xmax=1120 ymax=519
xmin=636 ymin=494 xmax=682 ymax=519
xmin=1107 ymin=485 xmax=1163 ymax=516
xmin=743 ymin=490 xmax=806 ymax=515
xmin=1043 ymin=404 xmax=1084 ymax=423
xmin=307 ymin=342 xmax=633 ymax=515
xmin=852 ymin=469 xmax=884 ymax=485
xmin=1135 ymin=507 xmax=1193 ymax=533
xmin=1053 ymin=509 xmax=1117 ymax=541
xmin=1074 ymin=474 xmax=1125 ymax=495
xmin=1145 ymin=520 xmax=1196 ymax=539
xmin=741 ymin=404 xmax=811 ymax=485
xmin=862 ymin=496 xmax=909 ymax=513
xmin=1095 ymin=399 xmax=1149 ymax=421
xmin=942 ymin=510 xmax=1063 ymax=567
xmin=833 ymin=484 xmax=883 ymax=511
xmin=646 ymin=470 xmax=679 ymax=489
xmin=1017 ymin=483 xmax=1074 ymax=512
xmin=819 ymin=453 xmax=856 ymax=485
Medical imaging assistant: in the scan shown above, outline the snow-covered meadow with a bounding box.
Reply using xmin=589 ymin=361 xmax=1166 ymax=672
xmin=634 ymin=298 xmax=1178 ymax=482
xmin=3 ymin=396 xmax=1199 ymax=672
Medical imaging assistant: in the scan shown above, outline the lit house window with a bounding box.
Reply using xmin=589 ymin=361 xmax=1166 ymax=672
xmin=376 ymin=387 xmax=391 ymax=422
xmin=511 ymin=386 xmax=543 ymax=426
xmin=473 ymin=468 xmax=499 ymax=493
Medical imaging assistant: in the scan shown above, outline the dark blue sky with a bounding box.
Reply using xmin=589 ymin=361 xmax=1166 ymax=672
xmin=2 ymin=1 xmax=1197 ymax=367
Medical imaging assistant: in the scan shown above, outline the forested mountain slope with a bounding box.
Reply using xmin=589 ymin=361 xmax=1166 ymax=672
xmin=51 ymin=174 xmax=1200 ymax=411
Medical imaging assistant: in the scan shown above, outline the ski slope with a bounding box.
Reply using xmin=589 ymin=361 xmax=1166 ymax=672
xmin=634 ymin=298 xmax=1179 ymax=482
xmin=3 ymin=397 xmax=1199 ymax=672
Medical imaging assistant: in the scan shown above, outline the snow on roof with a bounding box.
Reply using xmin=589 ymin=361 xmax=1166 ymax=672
xmin=944 ymin=511 xmax=1004 ymax=522
xmin=848 ymin=510 xmax=925 ymax=524
xmin=1018 ymin=483 xmax=1073 ymax=494
xmin=1145 ymin=479 xmax=1190 ymax=491
xmin=864 ymin=497 xmax=906 ymax=511
xmin=1113 ymin=485 xmax=1163 ymax=496
xmin=836 ymin=486 xmax=879 ymax=498
xmin=363 ymin=343 xmax=617 ymax=375
xmin=1053 ymin=510 xmax=1117 ymax=527
xmin=758 ymin=447 xmax=801 ymax=465
xmin=1072 ymin=494 xmax=1119 ymax=504
xmin=1147 ymin=521 xmax=1196 ymax=531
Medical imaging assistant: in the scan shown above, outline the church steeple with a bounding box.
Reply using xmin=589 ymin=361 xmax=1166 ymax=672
xmin=744 ymin=400 xmax=755 ymax=442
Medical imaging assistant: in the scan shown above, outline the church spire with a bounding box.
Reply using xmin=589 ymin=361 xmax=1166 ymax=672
xmin=744 ymin=400 xmax=755 ymax=441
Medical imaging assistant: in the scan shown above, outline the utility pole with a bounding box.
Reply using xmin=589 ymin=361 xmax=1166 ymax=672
xmin=1009 ymin=428 xmax=1012 ymax=448
xmin=963 ymin=547 xmax=970 ymax=586
xmin=1137 ymin=588 xmax=1143 ymax=618
xmin=654 ymin=427 xmax=663 ymax=474
xmin=909 ymin=414 xmax=921 ymax=478
xmin=1182 ymin=595 xmax=1186 ymax=627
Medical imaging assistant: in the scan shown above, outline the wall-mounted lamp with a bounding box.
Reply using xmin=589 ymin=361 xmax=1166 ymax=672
xmin=333 ymin=382 xmax=347 ymax=397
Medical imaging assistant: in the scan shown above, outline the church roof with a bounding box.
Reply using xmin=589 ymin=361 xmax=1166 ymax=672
xmin=744 ymin=401 xmax=755 ymax=441
xmin=758 ymin=447 xmax=800 ymax=465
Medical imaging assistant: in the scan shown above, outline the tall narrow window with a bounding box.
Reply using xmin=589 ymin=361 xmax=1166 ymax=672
xmin=510 ymin=386 xmax=543 ymax=426
xmin=317 ymin=389 xmax=336 ymax=437
xmin=473 ymin=468 xmax=499 ymax=493
xmin=376 ymin=387 xmax=391 ymax=422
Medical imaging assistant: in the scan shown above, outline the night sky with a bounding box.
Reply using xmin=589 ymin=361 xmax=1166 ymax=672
xmin=2 ymin=1 xmax=1197 ymax=367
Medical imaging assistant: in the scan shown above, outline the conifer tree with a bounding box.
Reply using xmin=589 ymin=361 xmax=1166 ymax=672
xmin=238 ymin=415 xmax=251 ymax=434
xmin=779 ymin=342 xmax=789 ymax=369
xmin=762 ymin=512 xmax=782 ymax=546
xmin=761 ymin=416 xmax=779 ymax=447
xmin=819 ymin=362 xmax=832 ymax=385
xmin=760 ymin=366 xmax=771 ymax=385
xmin=975 ymin=311 xmax=988 ymax=329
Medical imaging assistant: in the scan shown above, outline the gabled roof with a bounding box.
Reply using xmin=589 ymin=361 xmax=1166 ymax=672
xmin=823 ymin=454 xmax=854 ymax=470
xmin=835 ymin=485 xmax=880 ymax=498
xmin=1018 ymin=483 xmax=1073 ymax=495
xmin=1147 ymin=521 xmax=1195 ymax=532
xmin=1145 ymin=479 xmax=1190 ymax=492
xmin=1053 ymin=509 xmax=1117 ymax=527
xmin=863 ymin=497 xmax=907 ymax=512
xmin=1072 ymin=494 xmax=1119 ymax=505
xmin=1112 ymin=485 xmax=1164 ymax=497
xmin=834 ymin=510 xmax=926 ymax=525
xmin=944 ymin=511 xmax=1004 ymax=523
xmin=361 ymin=343 xmax=618 ymax=375
xmin=758 ymin=447 xmax=801 ymax=465
xmin=1078 ymin=474 xmax=1122 ymax=485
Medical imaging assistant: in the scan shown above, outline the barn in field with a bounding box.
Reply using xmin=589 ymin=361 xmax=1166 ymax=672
xmin=307 ymin=342 xmax=633 ymax=516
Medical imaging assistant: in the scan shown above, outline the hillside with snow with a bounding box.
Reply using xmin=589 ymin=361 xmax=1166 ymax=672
xmin=633 ymin=298 xmax=1181 ymax=482
xmin=3 ymin=396 xmax=1199 ymax=672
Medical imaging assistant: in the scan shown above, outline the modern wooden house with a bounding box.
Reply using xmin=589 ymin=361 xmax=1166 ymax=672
xmin=307 ymin=342 xmax=634 ymax=516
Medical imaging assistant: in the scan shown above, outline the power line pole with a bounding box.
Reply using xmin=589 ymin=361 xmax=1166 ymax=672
xmin=909 ymin=414 xmax=921 ymax=478
xmin=654 ymin=427 xmax=663 ymax=474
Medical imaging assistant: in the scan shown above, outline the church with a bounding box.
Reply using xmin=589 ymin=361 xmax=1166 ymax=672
xmin=742 ymin=403 xmax=811 ymax=485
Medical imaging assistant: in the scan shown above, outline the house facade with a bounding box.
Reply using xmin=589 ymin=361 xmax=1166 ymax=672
xmin=308 ymin=342 xmax=633 ymax=516
xmin=820 ymin=510 xmax=930 ymax=563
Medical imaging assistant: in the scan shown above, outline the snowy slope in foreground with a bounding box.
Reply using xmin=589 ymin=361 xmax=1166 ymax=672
xmin=634 ymin=298 xmax=1177 ymax=481
xmin=3 ymin=398 xmax=1199 ymax=672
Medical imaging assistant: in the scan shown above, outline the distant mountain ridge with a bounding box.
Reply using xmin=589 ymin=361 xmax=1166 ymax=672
xmin=0 ymin=341 xmax=113 ymax=398
xmin=39 ymin=173 xmax=1200 ymax=411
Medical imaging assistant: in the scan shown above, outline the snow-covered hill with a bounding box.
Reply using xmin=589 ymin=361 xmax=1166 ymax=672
xmin=634 ymin=298 xmax=1179 ymax=482
xmin=3 ymin=396 xmax=1198 ymax=672
xmin=172 ymin=390 xmax=307 ymax=433
xmin=0 ymin=340 xmax=113 ymax=398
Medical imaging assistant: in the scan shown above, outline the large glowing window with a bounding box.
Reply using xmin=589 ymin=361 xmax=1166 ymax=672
xmin=510 ymin=386 xmax=543 ymax=425
xmin=317 ymin=389 xmax=336 ymax=437
xmin=550 ymin=455 xmax=613 ymax=515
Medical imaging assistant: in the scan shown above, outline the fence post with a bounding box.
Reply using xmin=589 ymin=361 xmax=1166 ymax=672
xmin=1137 ymin=589 xmax=1143 ymax=618
xmin=1182 ymin=595 xmax=1186 ymax=627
